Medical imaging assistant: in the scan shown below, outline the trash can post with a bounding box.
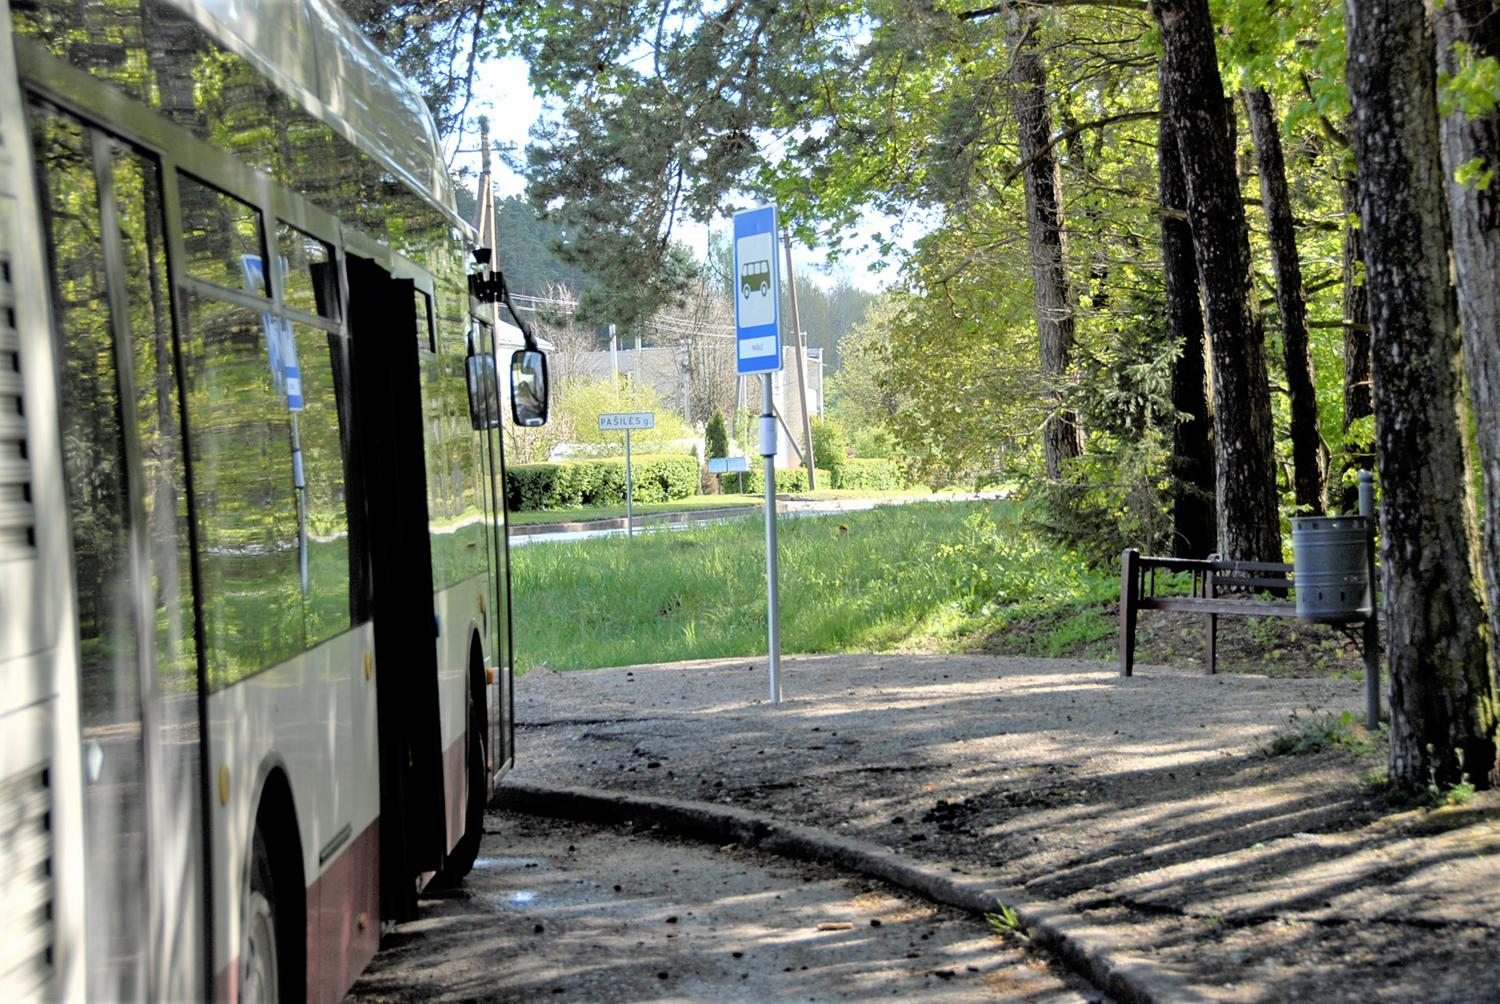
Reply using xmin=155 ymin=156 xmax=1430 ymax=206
xmin=1359 ymin=470 xmax=1380 ymax=730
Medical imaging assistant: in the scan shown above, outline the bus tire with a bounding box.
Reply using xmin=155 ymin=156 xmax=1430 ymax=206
xmin=243 ymin=828 xmax=283 ymax=1004
xmin=433 ymin=677 xmax=486 ymax=887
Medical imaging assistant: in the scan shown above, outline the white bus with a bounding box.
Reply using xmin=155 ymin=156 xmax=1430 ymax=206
xmin=0 ymin=1 xmax=549 ymax=1000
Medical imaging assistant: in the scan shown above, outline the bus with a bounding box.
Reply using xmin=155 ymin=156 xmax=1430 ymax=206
xmin=0 ymin=0 xmax=548 ymax=1000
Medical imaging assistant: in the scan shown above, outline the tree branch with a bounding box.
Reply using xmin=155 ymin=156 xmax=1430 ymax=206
xmin=960 ymin=0 xmax=1148 ymax=20
xmin=1003 ymin=109 xmax=1158 ymax=185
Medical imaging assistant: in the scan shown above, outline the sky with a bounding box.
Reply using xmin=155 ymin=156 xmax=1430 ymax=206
xmin=449 ymin=55 xmax=905 ymax=295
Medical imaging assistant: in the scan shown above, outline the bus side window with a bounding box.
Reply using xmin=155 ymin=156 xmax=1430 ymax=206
xmin=296 ymin=323 xmax=352 ymax=644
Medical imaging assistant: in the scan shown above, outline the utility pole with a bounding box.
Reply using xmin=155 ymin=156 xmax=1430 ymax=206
xmin=782 ymin=226 xmax=816 ymax=488
xmin=609 ymin=323 xmax=618 ymax=383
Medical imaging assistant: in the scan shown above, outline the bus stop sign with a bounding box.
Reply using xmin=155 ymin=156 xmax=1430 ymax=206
xmin=733 ymin=205 xmax=782 ymax=375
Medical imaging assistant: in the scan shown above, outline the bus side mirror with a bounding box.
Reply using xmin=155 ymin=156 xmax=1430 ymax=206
xmin=465 ymin=353 xmax=501 ymax=430
xmin=510 ymin=349 xmax=549 ymax=427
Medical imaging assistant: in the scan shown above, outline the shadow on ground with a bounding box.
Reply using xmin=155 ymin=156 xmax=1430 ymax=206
xmin=507 ymin=654 xmax=1500 ymax=1002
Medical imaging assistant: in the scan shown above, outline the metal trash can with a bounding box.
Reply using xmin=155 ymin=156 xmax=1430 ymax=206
xmin=1291 ymin=516 xmax=1374 ymax=623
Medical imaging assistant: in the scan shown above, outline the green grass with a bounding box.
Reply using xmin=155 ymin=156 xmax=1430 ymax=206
xmin=510 ymin=500 xmax=1117 ymax=671
xmin=507 ymin=495 xmax=762 ymax=526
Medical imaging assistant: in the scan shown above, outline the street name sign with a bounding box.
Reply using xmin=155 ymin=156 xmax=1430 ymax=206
xmin=598 ymin=412 xmax=655 ymax=431
xmin=707 ymin=456 xmax=750 ymax=474
xmin=733 ymin=205 xmax=782 ymax=375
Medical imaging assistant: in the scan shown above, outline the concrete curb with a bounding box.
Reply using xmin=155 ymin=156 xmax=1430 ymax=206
xmin=498 ymin=779 xmax=1211 ymax=1004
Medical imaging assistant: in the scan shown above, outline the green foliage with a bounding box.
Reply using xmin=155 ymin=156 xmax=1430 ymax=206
xmin=553 ymin=377 xmax=695 ymax=457
xmin=829 ymin=458 xmax=905 ymax=492
xmin=1426 ymin=745 xmax=1477 ymax=807
xmin=810 ymin=416 xmax=849 ymax=471
xmin=1263 ymin=710 xmax=1379 ymax=757
xmin=505 ymin=455 xmax=699 ymax=511
xmin=849 ymin=424 xmax=898 ymax=459
xmin=705 ymin=410 xmax=729 ymax=459
xmin=741 ymin=466 xmax=831 ymax=495
xmin=985 ymin=902 xmax=1026 ymax=938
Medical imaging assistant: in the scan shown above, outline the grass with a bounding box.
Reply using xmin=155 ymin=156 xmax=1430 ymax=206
xmin=509 ymin=500 xmax=1117 ymax=672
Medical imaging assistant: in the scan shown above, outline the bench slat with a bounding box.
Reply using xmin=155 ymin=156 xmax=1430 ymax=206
xmin=1139 ymin=597 xmax=1299 ymax=616
xmin=1210 ymin=576 xmax=1293 ymax=591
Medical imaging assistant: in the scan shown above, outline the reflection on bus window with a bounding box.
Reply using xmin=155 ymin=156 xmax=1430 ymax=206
xmin=277 ymin=222 xmax=338 ymax=319
xmin=297 ymin=323 xmax=352 ymax=643
xmin=33 ymin=100 xmax=150 ymax=1003
xmin=109 ymin=138 xmax=206 ymax=990
xmin=178 ymin=172 xmax=266 ymax=294
xmin=182 ymin=291 xmax=304 ymax=685
xmin=415 ymin=287 xmax=435 ymax=352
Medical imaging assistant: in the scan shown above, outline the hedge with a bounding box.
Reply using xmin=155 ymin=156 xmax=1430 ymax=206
xmin=506 ymin=455 xmax=699 ymax=511
xmin=737 ymin=466 xmax=831 ymax=494
xmin=829 ymin=458 xmax=905 ymax=492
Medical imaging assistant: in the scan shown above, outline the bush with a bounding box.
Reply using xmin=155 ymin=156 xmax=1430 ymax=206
xmin=742 ymin=466 xmax=831 ymax=494
xmin=705 ymin=411 xmax=729 ymax=458
xmin=810 ymin=416 xmax=849 ymax=471
xmin=830 ymin=458 xmax=905 ymax=492
xmin=506 ymin=454 xmax=700 ymax=511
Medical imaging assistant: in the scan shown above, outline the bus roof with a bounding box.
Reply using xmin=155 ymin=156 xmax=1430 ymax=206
xmin=169 ymin=0 xmax=470 ymax=235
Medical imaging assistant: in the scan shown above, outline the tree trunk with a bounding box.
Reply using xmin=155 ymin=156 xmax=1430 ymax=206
xmin=1152 ymin=0 xmax=1282 ymax=563
xmin=1435 ymin=0 xmax=1500 ymax=725
xmin=1244 ymin=86 xmax=1328 ymax=515
xmin=1008 ymin=11 xmax=1083 ymax=480
xmin=1160 ymin=107 xmax=1216 ymax=558
xmin=1345 ymin=0 xmax=1497 ymax=787
xmin=1339 ymin=172 xmax=1374 ymax=512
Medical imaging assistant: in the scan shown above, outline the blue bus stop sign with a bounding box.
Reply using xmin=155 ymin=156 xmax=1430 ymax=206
xmin=733 ymin=205 xmax=782 ymax=375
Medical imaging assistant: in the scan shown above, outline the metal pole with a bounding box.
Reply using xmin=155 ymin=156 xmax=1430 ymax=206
xmin=1359 ymin=470 xmax=1379 ymax=729
xmin=761 ymin=375 xmax=782 ymax=704
xmin=625 ymin=428 xmax=634 ymax=539
xmin=610 ymin=324 xmax=618 ymax=383
xmin=782 ymin=226 xmax=816 ymax=489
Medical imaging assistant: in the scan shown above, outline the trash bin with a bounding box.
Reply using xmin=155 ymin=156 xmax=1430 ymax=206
xmin=1291 ymin=516 xmax=1374 ymax=623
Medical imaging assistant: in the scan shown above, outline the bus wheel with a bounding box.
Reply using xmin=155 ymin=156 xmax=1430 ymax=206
xmin=741 ymin=282 xmax=751 ymax=299
xmin=242 ymin=829 xmax=281 ymax=1004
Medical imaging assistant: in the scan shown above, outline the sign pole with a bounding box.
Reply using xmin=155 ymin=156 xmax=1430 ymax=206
xmin=625 ymin=428 xmax=634 ymax=539
xmin=761 ymin=375 xmax=782 ymax=704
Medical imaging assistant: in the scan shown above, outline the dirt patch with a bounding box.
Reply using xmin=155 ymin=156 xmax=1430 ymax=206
xmin=348 ymin=811 xmax=1100 ymax=1003
xmin=507 ymin=654 xmax=1500 ymax=1002
xmin=972 ymin=603 xmax=1369 ymax=678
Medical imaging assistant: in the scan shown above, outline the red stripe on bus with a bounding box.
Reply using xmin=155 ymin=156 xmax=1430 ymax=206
xmin=308 ymin=820 xmax=381 ymax=1004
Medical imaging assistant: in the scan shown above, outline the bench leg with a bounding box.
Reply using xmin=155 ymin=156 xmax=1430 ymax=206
xmin=1119 ymin=549 xmax=1139 ymax=677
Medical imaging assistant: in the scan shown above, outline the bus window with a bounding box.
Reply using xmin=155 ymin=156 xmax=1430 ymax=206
xmin=276 ymin=222 xmax=338 ymax=320
xmin=415 ymin=287 xmax=435 ymax=352
xmin=33 ymin=100 xmax=150 ymax=1003
xmin=296 ymin=322 xmax=352 ymax=644
xmin=177 ymin=173 xmax=267 ymax=295
xmin=181 ymin=290 xmax=305 ymax=686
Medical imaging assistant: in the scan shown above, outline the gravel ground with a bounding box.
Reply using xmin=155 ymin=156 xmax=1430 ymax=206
xmin=505 ymin=653 xmax=1500 ymax=1002
xmin=348 ymin=812 xmax=1102 ymax=1003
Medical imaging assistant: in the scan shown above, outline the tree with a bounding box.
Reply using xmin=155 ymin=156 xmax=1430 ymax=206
xmin=1006 ymin=8 xmax=1083 ymax=480
xmin=1434 ymin=0 xmax=1500 ymax=691
xmin=1344 ymin=0 xmax=1497 ymax=786
xmin=1152 ymin=0 xmax=1282 ymax=562
xmin=1244 ymin=85 xmax=1328 ymax=514
xmin=1158 ymin=105 xmax=1216 ymax=558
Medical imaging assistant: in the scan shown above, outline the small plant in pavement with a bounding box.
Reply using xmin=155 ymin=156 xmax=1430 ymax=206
xmin=1263 ymin=709 xmax=1380 ymax=757
xmin=984 ymin=902 xmax=1027 ymax=940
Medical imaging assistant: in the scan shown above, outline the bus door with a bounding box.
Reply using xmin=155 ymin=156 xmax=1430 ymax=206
xmin=467 ymin=316 xmax=513 ymax=779
xmin=343 ymin=254 xmax=446 ymax=922
xmin=28 ymin=100 xmax=206 ymax=1000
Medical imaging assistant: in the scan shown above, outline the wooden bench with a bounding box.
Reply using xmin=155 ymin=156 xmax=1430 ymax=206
xmin=1117 ymin=547 xmax=1383 ymax=727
